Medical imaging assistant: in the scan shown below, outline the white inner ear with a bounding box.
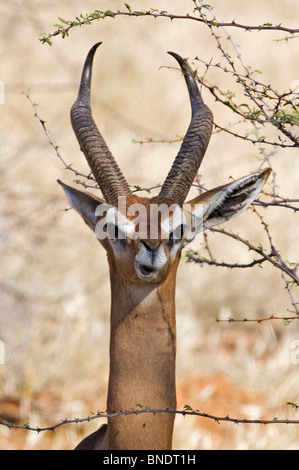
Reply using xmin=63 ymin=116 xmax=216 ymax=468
xmin=184 ymin=172 xmax=267 ymax=242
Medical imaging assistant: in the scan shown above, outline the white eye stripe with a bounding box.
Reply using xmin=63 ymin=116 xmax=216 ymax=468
xmin=95 ymin=207 xmax=135 ymax=240
xmin=96 ymin=205 xmax=187 ymax=240
xmin=161 ymin=206 xmax=186 ymax=238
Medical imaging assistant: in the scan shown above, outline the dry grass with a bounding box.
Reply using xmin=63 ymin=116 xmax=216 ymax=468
xmin=0 ymin=0 xmax=298 ymax=450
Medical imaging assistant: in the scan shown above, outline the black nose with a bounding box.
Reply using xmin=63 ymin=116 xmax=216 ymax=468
xmin=139 ymin=264 xmax=156 ymax=276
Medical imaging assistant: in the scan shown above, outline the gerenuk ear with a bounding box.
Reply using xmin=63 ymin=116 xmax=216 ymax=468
xmin=58 ymin=180 xmax=104 ymax=232
xmin=184 ymin=168 xmax=271 ymax=243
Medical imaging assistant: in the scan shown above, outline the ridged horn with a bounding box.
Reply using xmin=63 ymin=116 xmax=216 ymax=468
xmin=71 ymin=42 xmax=131 ymax=206
xmin=159 ymin=52 xmax=214 ymax=205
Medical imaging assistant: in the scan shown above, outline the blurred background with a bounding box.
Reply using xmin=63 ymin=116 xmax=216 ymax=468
xmin=0 ymin=0 xmax=298 ymax=449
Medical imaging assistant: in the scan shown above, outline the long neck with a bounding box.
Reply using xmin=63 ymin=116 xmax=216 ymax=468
xmin=106 ymin=268 xmax=178 ymax=450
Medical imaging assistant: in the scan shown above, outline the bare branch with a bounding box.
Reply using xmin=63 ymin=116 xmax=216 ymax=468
xmin=25 ymin=92 xmax=96 ymax=187
xmin=2 ymin=406 xmax=299 ymax=434
xmin=216 ymin=315 xmax=299 ymax=324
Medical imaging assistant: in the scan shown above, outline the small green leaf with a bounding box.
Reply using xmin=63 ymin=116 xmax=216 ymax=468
xmin=58 ymin=17 xmax=68 ymax=24
xmin=105 ymin=10 xmax=115 ymax=17
xmin=208 ymin=20 xmax=219 ymax=27
xmin=224 ymin=101 xmax=236 ymax=112
xmin=183 ymin=404 xmax=194 ymax=411
xmin=226 ymin=89 xmax=236 ymax=98
xmin=287 ymin=401 xmax=299 ymax=409
xmin=39 ymin=34 xmax=53 ymax=46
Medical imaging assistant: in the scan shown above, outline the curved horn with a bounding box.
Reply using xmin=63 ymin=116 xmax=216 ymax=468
xmin=71 ymin=42 xmax=131 ymax=205
xmin=159 ymin=52 xmax=213 ymax=205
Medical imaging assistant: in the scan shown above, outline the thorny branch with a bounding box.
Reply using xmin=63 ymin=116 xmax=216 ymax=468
xmin=2 ymin=405 xmax=299 ymax=434
xmin=216 ymin=315 xmax=299 ymax=324
xmin=25 ymin=93 xmax=97 ymax=189
xmin=187 ymin=222 xmax=299 ymax=313
xmin=193 ymin=6 xmax=299 ymax=148
xmin=39 ymin=5 xmax=299 ymax=46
